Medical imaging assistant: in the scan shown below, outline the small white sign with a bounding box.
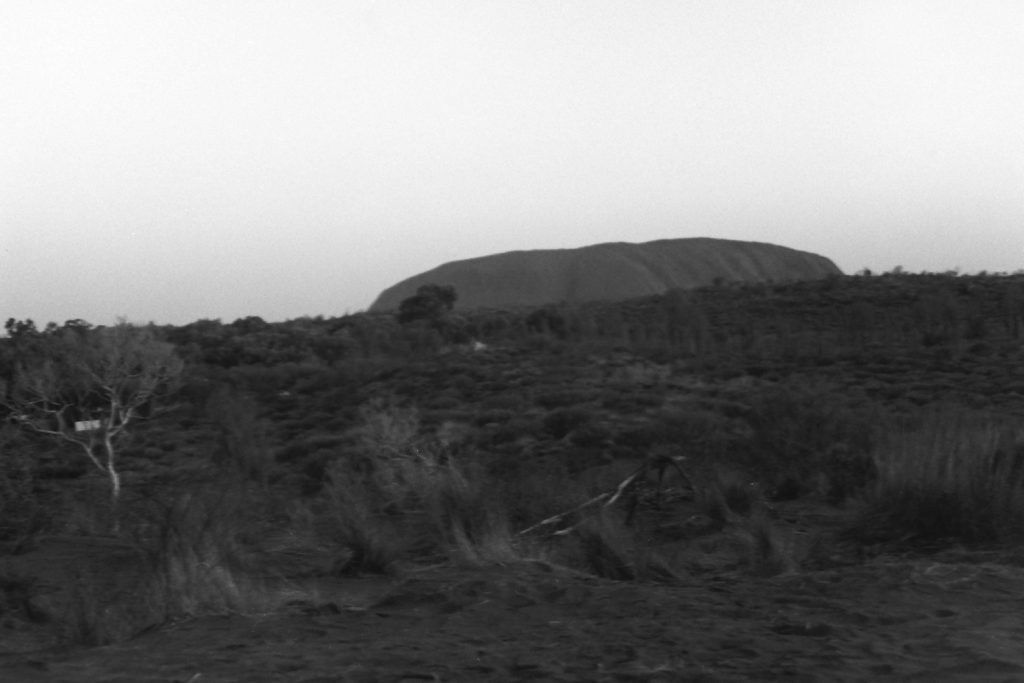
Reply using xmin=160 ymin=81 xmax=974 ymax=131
xmin=74 ymin=420 xmax=101 ymax=432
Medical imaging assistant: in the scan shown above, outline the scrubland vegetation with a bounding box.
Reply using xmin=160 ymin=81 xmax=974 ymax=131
xmin=3 ymin=270 xmax=1024 ymax=649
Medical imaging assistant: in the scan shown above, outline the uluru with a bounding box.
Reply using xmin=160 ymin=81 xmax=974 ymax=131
xmin=370 ymin=237 xmax=842 ymax=311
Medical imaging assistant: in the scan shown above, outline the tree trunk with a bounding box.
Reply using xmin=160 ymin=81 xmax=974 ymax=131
xmin=102 ymin=432 xmax=121 ymax=532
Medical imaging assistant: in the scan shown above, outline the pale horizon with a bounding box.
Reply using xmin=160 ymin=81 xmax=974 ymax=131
xmin=3 ymin=1 xmax=1023 ymax=327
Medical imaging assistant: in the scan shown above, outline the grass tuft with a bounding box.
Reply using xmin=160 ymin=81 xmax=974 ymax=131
xmin=421 ymin=458 xmax=521 ymax=565
xmin=134 ymin=483 xmax=281 ymax=621
xmin=322 ymin=460 xmax=404 ymax=575
xmin=323 ymin=400 xmax=534 ymax=570
xmin=856 ymin=409 xmax=1024 ymax=545
xmin=737 ymin=513 xmax=798 ymax=577
xmin=570 ymin=512 xmax=639 ymax=580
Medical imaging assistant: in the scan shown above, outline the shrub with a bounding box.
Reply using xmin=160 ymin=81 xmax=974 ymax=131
xmin=0 ymin=448 xmax=53 ymax=548
xmin=695 ymin=466 xmax=763 ymax=520
xmin=567 ymin=512 xmax=637 ymax=580
xmin=818 ymin=443 xmax=878 ymax=502
xmin=57 ymin=565 xmax=167 ymax=647
xmin=856 ymin=408 xmax=1024 ymax=545
xmin=601 ymin=391 xmax=662 ymax=413
xmin=650 ymin=406 xmax=736 ymax=464
xmin=487 ymin=416 xmax=542 ymax=446
xmin=206 ymin=386 xmax=274 ymax=486
xmin=321 ymin=399 xmax=527 ymax=568
xmin=535 ymin=389 xmax=595 ymax=410
xmin=742 ymin=379 xmax=880 ymax=499
xmin=275 ymin=433 xmax=345 ymax=464
xmin=45 ymin=480 xmax=281 ymax=647
xmin=554 ymin=511 xmax=679 ymax=582
xmin=735 ymin=513 xmax=798 ymax=577
xmin=420 ymin=458 xmax=519 ymax=565
xmin=322 ymin=460 xmax=404 ymax=575
xmin=542 ymin=407 xmax=592 ymax=439
xmin=134 ymin=483 xmax=269 ymax=619
xmin=0 ymin=572 xmax=38 ymax=622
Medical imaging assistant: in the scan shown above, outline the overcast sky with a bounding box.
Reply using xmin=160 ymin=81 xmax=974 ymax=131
xmin=2 ymin=1 xmax=1022 ymax=326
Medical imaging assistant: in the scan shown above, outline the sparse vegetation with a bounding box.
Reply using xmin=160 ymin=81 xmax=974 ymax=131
xmin=0 ymin=320 xmax=183 ymax=518
xmin=855 ymin=409 xmax=1024 ymax=545
xmin=737 ymin=512 xmax=799 ymax=577
xmin=4 ymin=270 xmax=1024 ymax=657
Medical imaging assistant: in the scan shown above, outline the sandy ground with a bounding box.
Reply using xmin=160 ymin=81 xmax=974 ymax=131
xmin=3 ymin=536 xmax=1024 ymax=683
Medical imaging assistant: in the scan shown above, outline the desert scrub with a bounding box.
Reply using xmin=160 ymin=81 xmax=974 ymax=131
xmin=554 ymin=511 xmax=679 ymax=582
xmin=742 ymin=378 xmax=880 ymax=499
xmin=490 ymin=454 xmax=587 ymax=530
xmin=542 ymin=406 xmax=593 ymax=439
xmin=857 ymin=408 xmax=1024 ymax=545
xmin=274 ymin=432 xmax=345 ymax=464
xmin=322 ymin=459 xmax=405 ymax=574
xmin=324 ymin=398 xmax=527 ymax=568
xmin=421 ymin=457 xmax=521 ymax=565
xmin=735 ymin=513 xmax=798 ymax=577
xmin=693 ymin=465 xmax=763 ymax=522
xmin=131 ymin=482 xmax=277 ymax=620
xmin=32 ymin=480 xmax=281 ymax=648
xmin=0 ymin=450 xmax=53 ymax=548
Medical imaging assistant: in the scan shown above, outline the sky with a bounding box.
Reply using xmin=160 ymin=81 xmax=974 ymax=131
xmin=2 ymin=1 xmax=1023 ymax=326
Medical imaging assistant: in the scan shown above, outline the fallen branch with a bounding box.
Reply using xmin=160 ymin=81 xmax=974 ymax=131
xmin=519 ymin=461 xmax=685 ymax=536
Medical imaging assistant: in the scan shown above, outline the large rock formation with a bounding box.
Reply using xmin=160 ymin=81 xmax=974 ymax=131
xmin=370 ymin=237 xmax=841 ymax=311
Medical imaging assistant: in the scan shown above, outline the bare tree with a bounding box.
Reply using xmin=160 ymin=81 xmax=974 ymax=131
xmin=1 ymin=321 xmax=183 ymax=510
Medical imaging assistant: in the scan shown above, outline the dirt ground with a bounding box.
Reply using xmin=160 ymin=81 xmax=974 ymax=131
xmin=3 ymin=522 xmax=1024 ymax=683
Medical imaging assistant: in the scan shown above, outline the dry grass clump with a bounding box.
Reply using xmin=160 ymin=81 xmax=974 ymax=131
xmin=323 ymin=399 xmax=699 ymax=576
xmin=553 ymin=511 xmax=679 ymax=582
xmin=691 ymin=466 xmax=798 ymax=577
xmin=569 ymin=512 xmax=638 ymax=580
xmin=735 ymin=513 xmax=799 ymax=577
xmin=322 ymin=399 xmax=529 ymax=571
xmin=694 ymin=466 xmax=762 ymax=524
xmin=743 ymin=379 xmax=880 ymax=502
xmin=321 ymin=461 xmax=405 ymax=575
xmin=135 ymin=484 xmax=273 ymax=619
xmin=421 ymin=457 xmax=522 ymax=565
xmin=57 ymin=567 xmax=153 ymax=646
xmin=493 ymin=455 xmax=589 ymax=532
xmin=27 ymin=481 xmax=287 ymax=648
xmin=857 ymin=408 xmax=1024 ymax=545
xmin=0 ymin=449 xmax=52 ymax=550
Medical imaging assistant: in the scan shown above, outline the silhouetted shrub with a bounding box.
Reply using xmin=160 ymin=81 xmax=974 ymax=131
xmin=0 ymin=448 xmax=53 ymax=546
xmin=601 ymin=391 xmax=662 ymax=412
xmin=397 ymin=284 xmax=457 ymax=325
xmin=742 ymin=379 xmax=879 ymax=498
xmin=542 ymin=407 xmax=592 ymax=439
xmin=275 ymin=433 xmax=344 ymax=464
xmin=535 ymin=388 xmax=595 ymax=409
xmin=487 ymin=416 xmax=542 ymax=446
xmin=322 ymin=460 xmax=405 ymax=575
xmin=568 ymin=422 xmax=612 ymax=449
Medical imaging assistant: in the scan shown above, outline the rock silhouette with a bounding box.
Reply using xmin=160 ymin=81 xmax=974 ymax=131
xmin=371 ymin=237 xmax=841 ymax=311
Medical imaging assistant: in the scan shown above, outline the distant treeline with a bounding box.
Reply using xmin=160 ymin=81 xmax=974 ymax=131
xmin=158 ymin=271 xmax=1024 ymax=367
xmin=5 ymin=272 xmax=1024 ymax=374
